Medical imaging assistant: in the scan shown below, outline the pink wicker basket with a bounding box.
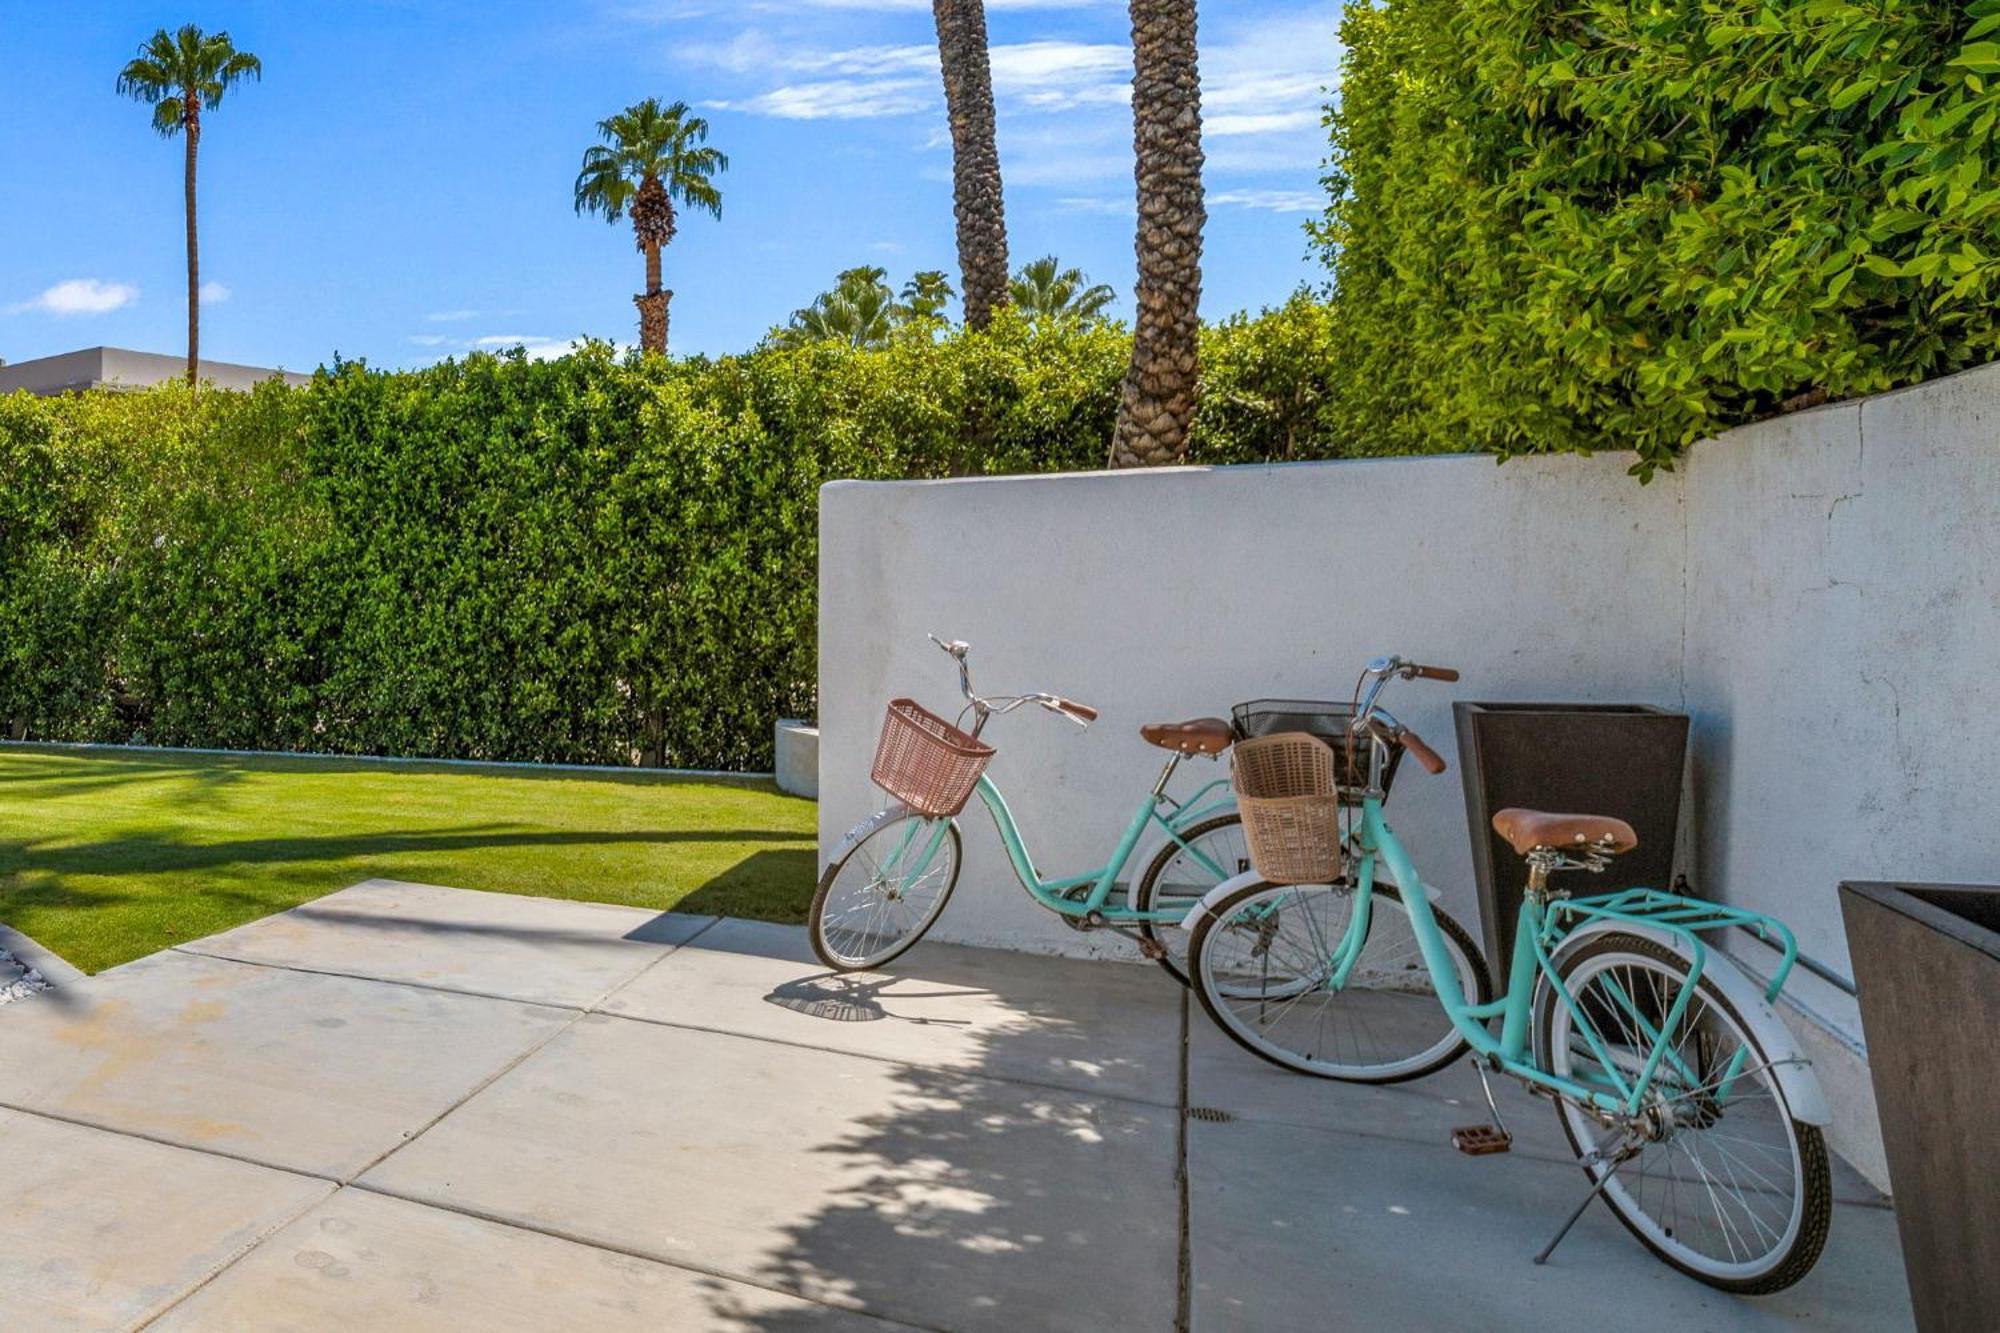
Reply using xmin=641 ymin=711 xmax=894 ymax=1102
xmin=871 ymin=698 xmax=995 ymax=818
xmin=1232 ymin=732 xmax=1344 ymax=885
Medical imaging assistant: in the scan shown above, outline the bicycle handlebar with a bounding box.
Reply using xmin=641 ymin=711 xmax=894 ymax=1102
xmin=1051 ymin=697 xmax=1098 ymax=723
xmin=1352 ymin=654 xmax=1461 ymax=777
xmin=928 ymin=634 xmax=1096 ymax=729
xmin=1397 ymin=726 xmax=1448 ymax=774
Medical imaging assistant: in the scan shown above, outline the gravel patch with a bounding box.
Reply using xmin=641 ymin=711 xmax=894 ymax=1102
xmin=0 ymin=947 xmax=54 ymax=1006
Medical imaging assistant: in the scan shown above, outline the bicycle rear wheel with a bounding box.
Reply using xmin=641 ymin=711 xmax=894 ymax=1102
xmin=1189 ymin=878 xmax=1489 ymax=1082
xmin=1534 ymin=933 xmax=1831 ymax=1293
xmin=1134 ymin=814 xmax=1252 ymax=986
xmin=810 ymin=813 xmax=962 ymax=971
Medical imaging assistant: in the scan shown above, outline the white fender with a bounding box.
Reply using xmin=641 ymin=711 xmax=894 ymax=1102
xmin=1179 ymin=868 xmax=1265 ymax=931
xmin=826 ymin=804 xmax=923 ymax=868
xmin=1544 ymin=921 xmax=1832 ymax=1128
xmin=1177 ymin=857 xmax=1447 ymax=933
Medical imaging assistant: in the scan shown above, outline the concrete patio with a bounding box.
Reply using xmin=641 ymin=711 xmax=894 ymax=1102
xmin=0 ymin=880 xmax=1913 ymax=1331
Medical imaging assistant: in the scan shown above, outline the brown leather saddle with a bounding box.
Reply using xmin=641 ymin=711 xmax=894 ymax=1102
xmin=1492 ymin=808 xmax=1638 ymax=857
xmin=1138 ymin=717 xmax=1234 ymax=756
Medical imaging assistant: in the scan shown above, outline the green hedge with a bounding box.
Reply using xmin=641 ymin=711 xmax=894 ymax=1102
xmin=0 ymin=301 xmax=1376 ymax=769
xmin=1318 ymin=0 xmax=2000 ymax=476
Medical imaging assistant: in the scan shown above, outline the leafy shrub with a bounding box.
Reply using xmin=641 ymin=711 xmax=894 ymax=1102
xmin=1318 ymin=0 xmax=2000 ymax=476
xmin=0 ymin=306 xmax=1368 ymax=769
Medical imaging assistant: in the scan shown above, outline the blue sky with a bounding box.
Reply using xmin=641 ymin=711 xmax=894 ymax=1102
xmin=0 ymin=1 xmax=1340 ymax=372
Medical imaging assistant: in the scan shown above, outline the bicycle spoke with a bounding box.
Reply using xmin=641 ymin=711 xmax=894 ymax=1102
xmin=1197 ymin=883 xmax=1476 ymax=1081
xmin=1547 ymin=941 xmax=1814 ymax=1285
xmin=815 ymin=818 xmax=959 ymax=968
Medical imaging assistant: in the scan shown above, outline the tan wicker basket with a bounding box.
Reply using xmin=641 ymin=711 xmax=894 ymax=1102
xmin=871 ymin=698 xmax=995 ymax=818
xmin=1232 ymin=732 xmax=1344 ymax=884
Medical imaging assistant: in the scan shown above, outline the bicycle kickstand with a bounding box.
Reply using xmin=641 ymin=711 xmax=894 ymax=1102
xmin=1533 ymin=1143 xmax=1639 ymax=1267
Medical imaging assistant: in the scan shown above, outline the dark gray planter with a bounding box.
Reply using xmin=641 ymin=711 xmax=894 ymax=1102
xmin=1839 ymin=881 xmax=2000 ymax=1333
xmin=1452 ymin=702 xmax=1689 ymax=976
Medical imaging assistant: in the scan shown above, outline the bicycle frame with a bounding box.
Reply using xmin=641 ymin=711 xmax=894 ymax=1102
xmin=877 ymin=767 xmax=1239 ymax=925
xmin=1349 ymin=793 xmax=1802 ymax=1119
xmin=972 ymin=770 xmax=1239 ymax=921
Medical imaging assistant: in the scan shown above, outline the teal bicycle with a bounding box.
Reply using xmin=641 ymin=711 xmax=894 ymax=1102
xmin=1184 ymin=655 xmax=1833 ymax=1293
xmin=811 ymin=636 xmax=1254 ymax=982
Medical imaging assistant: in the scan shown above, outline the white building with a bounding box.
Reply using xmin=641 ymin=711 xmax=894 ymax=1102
xmin=0 ymin=346 xmax=311 ymax=395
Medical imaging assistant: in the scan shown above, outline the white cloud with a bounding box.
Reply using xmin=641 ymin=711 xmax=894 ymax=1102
xmin=1211 ymin=188 xmax=1323 ymax=213
xmin=1206 ymin=110 xmax=1320 ymax=137
xmin=199 ymin=281 xmax=231 ymax=305
xmin=1055 ymin=195 xmax=1133 ymax=216
xmin=709 ymin=77 xmax=933 ymax=119
xmin=425 ymin=309 xmax=481 ymax=322
xmin=990 ymin=41 xmax=1125 ymax=86
xmin=408 ymin=334 xmax=449 ymax=347
xmin=6 ymin=277 xmax=140 ymax=316
xmin=689 ymin=36 xmax=1134 ymax=120
xmin=681 ymin=33 xmax=932 ymax=76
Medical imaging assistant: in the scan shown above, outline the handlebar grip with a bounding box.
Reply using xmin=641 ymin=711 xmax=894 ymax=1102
xmin=1398 ymin=727 xmax=1448 ymax=775
xmin=1056 ymin=698 xmax=1099 ymax=723
xmin=1409 ymin=664 xmax=1460 ymax=682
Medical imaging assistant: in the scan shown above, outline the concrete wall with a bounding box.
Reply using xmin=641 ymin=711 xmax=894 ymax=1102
xmin=820 ymin=360 xmax=2000 ymax=1189
xmin=775 ymin=721 xmax=820 ymax=799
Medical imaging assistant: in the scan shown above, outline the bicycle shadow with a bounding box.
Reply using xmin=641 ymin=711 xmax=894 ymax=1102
xmin=762 ymin=971 xmax=978 ymax=1026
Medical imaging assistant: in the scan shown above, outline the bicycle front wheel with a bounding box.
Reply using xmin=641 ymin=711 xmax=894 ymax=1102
xmin=1534 ymin=933 xmax=1831 ymax=1293
xmin=1189 ymin=878 xmax=1489 ymax=1082
xmin=809 ymin=813 xmax=962 ymax=971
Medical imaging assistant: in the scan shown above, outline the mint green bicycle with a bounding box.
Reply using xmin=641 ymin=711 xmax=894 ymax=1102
xmin=1184 ymin=655 xmax=1833 ymax=1293
xmin=810 ymin=636 xmax=1251 ymax=981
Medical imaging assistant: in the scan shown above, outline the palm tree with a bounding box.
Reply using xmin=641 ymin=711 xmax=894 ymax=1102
xmin=1010 ymin=256 xmax=1116 ymax=323
xmin=574 ymin=99 xmax=727 ymax=357
xmin=899 ymin=270 xmax=957 ymax=324
xmin=930 ymin=0 xmax=1010 ymax=329
xmin=116 ymin=25 xmax=261 ymax=387
xmin=1110 ymin=0 xmax=1205 ymax=467
xmin=774 ymin=268 xmax=900 ymax=349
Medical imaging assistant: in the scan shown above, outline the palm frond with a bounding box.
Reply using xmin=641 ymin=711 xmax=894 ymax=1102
xmin=117 ymin=25 xmax=259 ymax=131
xmin=577 ymin=96 xmax=729 ymax=227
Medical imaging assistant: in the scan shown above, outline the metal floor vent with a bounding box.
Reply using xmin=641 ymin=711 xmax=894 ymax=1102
xmin=1186 ymin=1106 xmax=1235 ymax=1123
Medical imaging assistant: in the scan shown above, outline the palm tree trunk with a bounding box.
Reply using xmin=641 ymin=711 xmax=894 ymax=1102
xmin=632 ymin=182 xmax=674 ymax=356
xmin=932 ymin=0 xmax=1009 ymax=330
xmin=635 ymin=242 xmax=669 ymax=355
xmin=184 ymin=103 xmax=201 ymax=387
xmin=1110 ymin=0 xmax=1204 ymax=468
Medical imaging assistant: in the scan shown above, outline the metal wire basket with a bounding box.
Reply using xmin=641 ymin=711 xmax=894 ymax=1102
xmin=870 ymin=698 xmax=994 ymax=818
xmin=1231 ymin=698 xmax=1402 ymax=803
xmin=1231 ymin=732 xmax=1344 ymax=885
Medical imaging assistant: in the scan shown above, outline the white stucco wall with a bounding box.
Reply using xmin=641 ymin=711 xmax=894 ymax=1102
xmin=819 ymin=451 xmax=1687 ymax=960
xmin=819 ymin=360 xmax=2000 ymax=1187
xmin=1678 ymin=377 xmax=2000 ymax=1179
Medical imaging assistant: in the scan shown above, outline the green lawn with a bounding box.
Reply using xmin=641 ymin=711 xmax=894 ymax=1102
xmin=0 ymin=745 xmax=818 ymax=974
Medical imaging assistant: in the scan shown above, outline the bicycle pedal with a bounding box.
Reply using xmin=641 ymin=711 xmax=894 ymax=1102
xmin=1451 ymin=1124 xmax=1512 ymax=1156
